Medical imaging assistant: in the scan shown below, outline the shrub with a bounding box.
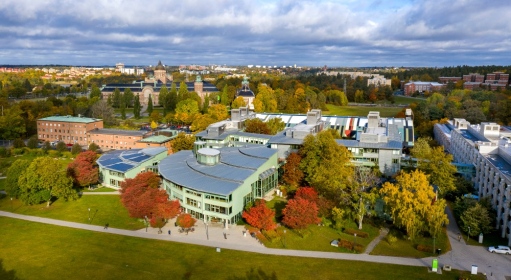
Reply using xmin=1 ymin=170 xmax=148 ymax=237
xmin=262 ymin=230 xmax=281 ymax=244
xmin=0 ymin=147 xmax=11 ymax=157
xmin=12 ymin=148 xmax=27 ymax=155
xmin=337 ymin=239 xmax=364 ymax=253
xmin=416 ymin=244 xmax=433 ymax=252
xmin=344 ymin=228 xmax=369 ymax=238
xmin=386 ymin=234 xmax=397 ymax=245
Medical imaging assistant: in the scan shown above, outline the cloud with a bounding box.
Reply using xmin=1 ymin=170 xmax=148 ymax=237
xmin=0 ymin=0 xmax=510 ymax=66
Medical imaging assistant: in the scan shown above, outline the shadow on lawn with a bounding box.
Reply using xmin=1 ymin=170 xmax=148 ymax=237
xmin=226 ymin=267 xmax=278 ymax=280
xmin=0 ymin=259 xmax=20 ymax=280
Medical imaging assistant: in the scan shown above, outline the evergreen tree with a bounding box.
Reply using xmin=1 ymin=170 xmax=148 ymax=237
xmin=178 ymin=81 xmax=189 ymax=102
xmin=159 ymin=85 xmax=169 ymax=115
xmin=120 ymin=98 xmax=126 ymax=120
xmin=169 ymin=82 xmax=178 ymax=111
xmin=133 ymin=94 xmax=141 ymax=119
xmin=112 ymin=88 xmax=121 ymax=108
xmin=147 ymin=94 xmax=153 ymax=114
xmin=123 ymin=88 xmax=134 ymax=107
xmin=90 ymin=84 xmax=102 ymax=99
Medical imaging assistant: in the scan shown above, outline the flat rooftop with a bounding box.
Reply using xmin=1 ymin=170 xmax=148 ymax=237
xmin=39 ymin=116 xmax=101 ymax=123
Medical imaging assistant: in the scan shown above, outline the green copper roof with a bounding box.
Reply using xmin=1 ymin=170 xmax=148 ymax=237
xmin=139 ymin=135 xmax=173 ymax=143
xmin=39 ymin=116 xmax=101 ymax=123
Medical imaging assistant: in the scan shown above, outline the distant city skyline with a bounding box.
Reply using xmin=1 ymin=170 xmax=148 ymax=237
xmin=1 ymin=0 xmax=511 ymax=67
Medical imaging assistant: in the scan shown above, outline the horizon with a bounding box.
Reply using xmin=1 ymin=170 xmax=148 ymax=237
xmin=1 ymin=0 xmax=511 ymax=67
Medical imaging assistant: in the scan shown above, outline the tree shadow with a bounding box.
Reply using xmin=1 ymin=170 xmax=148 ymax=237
xmin=226 ymin=267 xmax=278 ymax=280
xmin=272 ymin=201 xmax=287 ymax=222
xmin=0 ymin=259 xmax=21 ymax=280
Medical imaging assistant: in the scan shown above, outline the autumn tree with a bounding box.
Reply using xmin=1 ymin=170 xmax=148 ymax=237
xmin=242 ymin=199 xmax=276 ymax=231
xmin=207 ymin=104 xmax=228 ymax=121
xmin=352 ymin=167 xmax=381 ymax=229
xmin=120 ymin=171 xmax=169 ymax=219
xmin=231 ymin=96 xmax=246 ymax=109
xmin=282 ymin=152 xmax=304 ymax=187
xmin=294 ymin=187 xmax=318 ymax=203
xmin=18 ymin=157 xmax=77 ymax=207
xmin=150 ymin=216 xmax=166 ymax=234
xmin=411 ymin=137 xmax=457 ymax=196
xmin=253 ymin=84 xmax=278 ymax=113
xmin=244 ymin=118 xmax=270 ymax=135
xmin=299 ymin=130 xmax=354 ymax=204
xmin=158 ymin=85 xmax=170 ymax=115
xmin=266 ymin=117 xmax=285 ymax=135
xmin=153 ymin=200 xmax=181 ymax=221
xmin=175 ymin=98 xmax=199 ymax=124
xmin=282 ymin=198 xmax=320 ymax=230
xmin=176 ymin=213 xmax=196 ymax=229
xmin=67 ymin=151 xmax=99 ymax=189
xmin=170 ymin=132 xmax=195 ymax=153
xmin=380 ymin=170 xmax=448 ymax=240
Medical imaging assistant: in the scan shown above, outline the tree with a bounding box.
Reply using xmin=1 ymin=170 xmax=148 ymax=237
xmin=56 ymin=141 xmax=67 ymax=153
xmin=153 ymin=200 xmax=181 ymax=221
xmin=175 ymin=99 xmax=199 ymax=124
xmin=170 ymin=132 xmax=195 ymax=153
xmin=42 ymin=141 xmax=51 ymax=153
xmin=91 ymin=100 xmax=116 ymax=125
xmin=112 ymin=88 xmax=121 ymax=108
xmin=18 ymin=157 xmax=77 ymax=207
xmin=120 ymin=98 xmax=126 ymax=120
xmin=253 ymin=84 xmax=277 ymax=113
xmin=169 ymin=82 xmax=178 ymax=111
xmin=282 ymin=198 xmax=320 ymax=230
xmin=150 ymin=121 xmax=158 ymax=131
xmin=299 ymin=130 xmax=354 ymax=204
xmin=231 ymin=96 xmax=246 ymax=109
xmin=411 ymin=137 xmax=457 ymax=196
xmin=90 ymin=84 xmax=102 ymax=99
xmin=150 ymin=216 xmax=166 ymax=234
xmin=207 ymin=104 xmax=228 ymax=121
xmin=6 ymin=159 xmax=29 ymax=198
xmin=294 ymin=187 xmax=318 ymax=203
xmin=120 ymin=172 xmax=167 ymax=218
xmin=159 ymin=85 xmax=170 ymax=115
xmin=191 ymin=114 xmax=216 ymax=133
xmin=123 ymin=88 xmax=134 ymax=107
xmin=0 ymin=105 xmax=26 ymax=139
xmin=244 ymin=118 xmax=270 ymax=134
xmin=147 ymin=94 xmax=153 ymax=114
xmin=71 ymin=143 xmax=82 ymax=155
xmin=133 ymin=94 xmax=141 ymax=119
xmin=88 ymin=142 xmax=100 ymax=152
xmin=282 ymin=152 xmax=304 ymax=187
xmin=178 ymin=81 xmax=190 ymax=102
xmin=242 ymin=199 xmax=276 ymax=231
xmin=460 ymin=203 xmax=493 ymax=237
xmin=380 ymin=170 xmax=448 ymax=240
xmin=266 ymin=117 xmax=285 ymax=135
xmin=67 ymin=151 xmax=99 ymax=189
xmin=12 ymin=138 xmax=25 ymax=148
xmin=176 ymin=213 xmax=196 ymax=229
xmin=352 ymin=167 xmax=381 ymax=229
xmin=26 ymin=136 xmax=38 ymax=149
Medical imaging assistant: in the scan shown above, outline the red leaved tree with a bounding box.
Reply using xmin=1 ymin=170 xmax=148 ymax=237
xmin=242 ymin=199 xmax=276 ymax=231
xmin=282 ymin=198 xmax=320 ymax=230
xmin=282 ymin=152 xmax=304 ymax=187
xmin=295 ymin=187 xmax=318 ymax=203
xmin=67 ymin=150 xmax=99 ymax=189
xmin=153 ymin=200 xmax=181 ymax=221
xmin=176 ymin=213 xmax=196 ymax=229
xmin=120 ymin=171 xmax=171 ymax=219
xmin=150 ymin=216 xmax=167 ymax=233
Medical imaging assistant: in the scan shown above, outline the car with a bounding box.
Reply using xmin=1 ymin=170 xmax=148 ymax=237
xmin=488 ymin=245 xmax=511 ymax=254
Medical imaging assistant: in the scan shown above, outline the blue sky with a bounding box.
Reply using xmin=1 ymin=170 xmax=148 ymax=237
xmin=1 ymin=0 xmax=510 ymax=67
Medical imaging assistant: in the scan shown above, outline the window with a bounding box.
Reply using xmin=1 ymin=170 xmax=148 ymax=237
xmin=205 ymin=203 xmax=227 ymax=214
xmin=186 ymin=198 xmax=200 ymax=208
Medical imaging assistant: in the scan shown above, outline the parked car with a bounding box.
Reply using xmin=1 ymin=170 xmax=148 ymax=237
xmin=488 ymin=245 xmax=511 ymax=254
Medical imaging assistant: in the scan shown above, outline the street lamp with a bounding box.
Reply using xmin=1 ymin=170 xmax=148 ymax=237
xmin=354 ymin=233 xmax=357 ymax=252
xmin=144 ymin=215 xmax=148 ymax=232
xmin=283 ymin=230 xmax=286 ymax=248
xmin=10 ymin=197 xmax=13 ymax=211
xmin=466 ymin=227 xmax=470 ymax=242
xmin=88 ymin=208 xmax=91 ymax=223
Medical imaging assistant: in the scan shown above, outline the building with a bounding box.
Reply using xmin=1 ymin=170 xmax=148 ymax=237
xmin=267 ymin=110 xmax=408 ymax=176
xmin=97 ymin=147 xmax=168 ymax=189
xmin=434 ymin=119 xmax=511 ymax=246
xmin=135 ymin=130 xmax=178 ymax=151
xmin=37 ymin=115 xmax=103 ymax=146
xmin=367 ymin=74 xmax=391 ymax=87
xmin=403 ymin=81 xmax=445 ymax=96
xmin=158 ymin=144 xmax=278 ymax=225
xmin=483 ymin=72 xmax=509 ymax=90
xmin=235 ymin=77 xmax=255 ymax=109
xmin=88 ymin=128 xmax=150 ymax=151
xmin=438 ymin=77 xmax=461 ymax=84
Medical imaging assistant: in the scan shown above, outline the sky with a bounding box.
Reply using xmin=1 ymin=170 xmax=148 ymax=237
xmin=1 ymin=0 xmax=511 ymax=67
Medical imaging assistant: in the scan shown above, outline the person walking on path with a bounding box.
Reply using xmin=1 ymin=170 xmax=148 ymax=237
xmin=168 ymin=230 xmax=171 ymax=235
xmin=104 ymin=223 xmax=109 ymax=229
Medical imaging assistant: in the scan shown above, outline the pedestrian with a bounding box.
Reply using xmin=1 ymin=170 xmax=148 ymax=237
xmin=457 ymin=233 xmax=461 ymax=242
xmin=168 ymin=230 xmax=171 ymax=235
xmin=224 ymin=232 xmax=227 ymax=239
xmin=104 ymin=223 xmax=109 ymax=230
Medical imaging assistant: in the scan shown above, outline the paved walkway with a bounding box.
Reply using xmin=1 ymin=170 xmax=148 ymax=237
xmin=1 ymin=207 xmax=510 ymax=279
xmin=364 ymin=227 xmax=389 ymax=254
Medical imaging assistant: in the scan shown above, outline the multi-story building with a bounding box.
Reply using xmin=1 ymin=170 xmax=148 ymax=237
xmin=402 ymin=81 xmax=445 ymax=96
xmin=434 ymin=119 xmax=511 ymax=246
xmin=158 ymin=144 xmax=278 ymax=225
xmin=37 ymin=115 xmax=103 ymax=146
xmin=439 ymin=77 xmax=461 ymax=84
xmin=88 ymin=128 xmax=150 ymax=151
xmin=367 ymin=74 xmax=391 ymax=87
xmin=97 ymin=147 xmax=168 ymax=189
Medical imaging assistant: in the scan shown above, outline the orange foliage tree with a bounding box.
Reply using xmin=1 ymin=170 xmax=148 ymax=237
xmin=282 ymin=198 xmax=320 ymax=230
xmin=67 ymin=151 xmax=99 ymax=189
xmin=242 ymin=199 xmax=276 ymax=231
xmin=282 ymin=152 xmax=304 ymax=187
xmin=176 ymin=213 xmax=196 ymax=229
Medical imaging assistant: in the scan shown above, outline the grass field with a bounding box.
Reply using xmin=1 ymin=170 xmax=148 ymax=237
xmin=0 ymin=195 xmax=144 ymax=230
xmin=323 ymin=104 xmax=404 ymax=117
xmin=0 ymin=217 xmax=483 ymax=280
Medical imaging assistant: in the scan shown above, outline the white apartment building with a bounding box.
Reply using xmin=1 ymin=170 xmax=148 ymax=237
xmin=434 ymin=119 xmax=511 ymax=246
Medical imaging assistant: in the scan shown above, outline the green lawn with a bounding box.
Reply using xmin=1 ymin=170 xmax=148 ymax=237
xmin=0 ymin=217 xmax=483 ymax=280
xmin=323 ymin=104 xmax=404 ymax=117
xmin=81 ymin=186 xmax=118 ymax=193
xmin=0 ymin=195 xmax=144 ymax=230
xmin=370 ymin=227 xmax=451 ymax=258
